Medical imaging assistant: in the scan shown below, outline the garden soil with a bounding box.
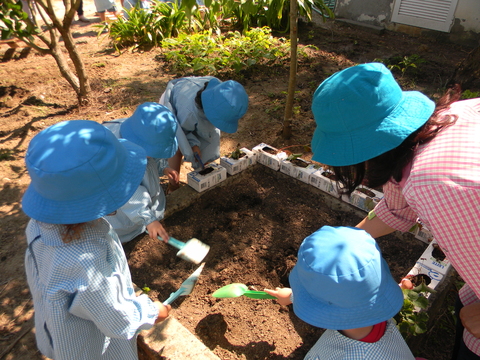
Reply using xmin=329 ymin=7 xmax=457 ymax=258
xmin=0 ymin=2 xmax=475 ymax=359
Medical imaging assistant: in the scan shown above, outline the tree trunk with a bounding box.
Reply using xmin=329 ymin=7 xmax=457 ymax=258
xmin=282 ymin=0 xmax=298 ymax=140
xmin=11 ymin=0 xmax=91 ymax=106
xmin=57 ymin=28 xmax=91 ymax=105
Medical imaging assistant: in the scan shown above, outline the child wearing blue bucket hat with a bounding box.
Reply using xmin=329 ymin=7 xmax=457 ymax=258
xmin=265 ymin=226 xmax=416 ymax=360
xmin=310 ymin=63 xmax=480 ymax=360
xmin=103 ymin=102 xmax=178 ymax=243
xmin=159 ymin=76 xmax=249 ymax=191
xmin=22 ymin=120 xmax=170 ymax=360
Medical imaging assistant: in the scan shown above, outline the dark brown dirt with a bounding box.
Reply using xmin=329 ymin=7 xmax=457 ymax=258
xmin=123 ymin=166 xmax=428 ymax=360
xmin=0 ymin=4 xmax=475 ymax=359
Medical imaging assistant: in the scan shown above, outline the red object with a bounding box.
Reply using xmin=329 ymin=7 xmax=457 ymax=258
xmin=359 ymin=321 xmax=387 ymax=343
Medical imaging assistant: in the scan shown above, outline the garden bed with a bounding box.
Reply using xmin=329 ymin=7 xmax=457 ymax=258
xmin=123 ymin=165 xmax=427 ymax=360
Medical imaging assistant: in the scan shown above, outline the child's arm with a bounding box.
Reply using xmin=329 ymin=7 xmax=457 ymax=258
xmin=264 ymin=287 xmax=293 ymax=306
xmin=109 ymin=182 xmax=168 ymax=240
xmin=68 ymin=241 xmax=163 ymax=338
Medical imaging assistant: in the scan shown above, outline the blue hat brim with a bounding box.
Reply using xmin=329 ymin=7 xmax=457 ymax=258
xmin=201 ymin=79 xmax=248 ymax=133
xmin=121 ymin=118 xmax=178 ymax=159
xmin=311 ymin=90 xmax=435 ymax=166
xmin=22 ymin=139 xmax=147 ymax=224
xmin=289 ymin=255 xmax=403 ymax=330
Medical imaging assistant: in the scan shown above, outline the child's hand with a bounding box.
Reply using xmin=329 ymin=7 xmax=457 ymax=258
xmin=146 ymin=221 xmax=169 ymax=243
xmin=192 ymin=145 xmax=201 ymax=157
xmin=163 ymin=167 xmax=179 ymax=185
xmin=400 ymin=277 xmax=414 ymax=289
xmin=153 ymin=301 xmax=171 ymax=323
xmin=264 ymin=287 xmax=293 ymax=306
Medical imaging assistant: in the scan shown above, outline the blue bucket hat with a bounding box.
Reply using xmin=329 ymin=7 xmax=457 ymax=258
xmin=289 ymin=226 xmax=403 ymax=330
xmin=22 ymin=120 xmax=147 ymax=224
xmin=120 ymin=102 xmax=178 ymax=159
xmin=311 ymin=63 xmax=435 ymax=166
xmin=201 ymin=78 xmax=249 ymax=133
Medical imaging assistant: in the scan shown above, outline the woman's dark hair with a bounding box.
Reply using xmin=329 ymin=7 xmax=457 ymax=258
xmin=195 ymin=81 xmax=209 ymax=110
xmin=333 ymin=84 xmax=462 ymax=194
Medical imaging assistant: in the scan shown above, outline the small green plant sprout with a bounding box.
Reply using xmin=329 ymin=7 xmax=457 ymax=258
xmin=230 ymin=144 xmax=243 ymax=160
xmin=142 ymin=285 xmax=151 ymax=294
xmin=286 ymin=153 xmax=303 ymax=161
xmin=395 ymin=280 xmax=436 ymax=340
xmin=374 ymin=55 xmax=426 ymax=77
xmin=0 ymin=149 xmax=15 ymax=161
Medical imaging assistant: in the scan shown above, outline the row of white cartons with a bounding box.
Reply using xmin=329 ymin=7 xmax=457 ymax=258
xmin=309 ymin=168 xmax=341 ymax=197
xmin=252 ymin=143 xmax=386 ymax=213
xmin=220 ymin=148 xmax=257 ymax=176
xmin=348 ymin=185 xmax=384 ymax=213
xmin=280 ymin=158 xmax=321 ymax=184
xmin=252 ymin=143 xmax=288 ymax=171
xmin=187 ymin=163 xmax=227 ymax=193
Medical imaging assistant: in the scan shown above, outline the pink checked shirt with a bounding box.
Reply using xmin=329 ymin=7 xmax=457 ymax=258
xmin=374 ymin=98 xmax=480 ymax=354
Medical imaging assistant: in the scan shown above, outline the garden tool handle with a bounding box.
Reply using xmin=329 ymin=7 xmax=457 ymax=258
xmin=163 ymin=289 xmax=182 ymax=305
xmin=194 ymin=153 xmax=205 ymax=170
xmin=146 ymin=230 xmax=186 ymax=250
xmin=243 ymin=291 xmax=277 ymax=299
xmin=165 ymin=237 xmax=186 ymax=250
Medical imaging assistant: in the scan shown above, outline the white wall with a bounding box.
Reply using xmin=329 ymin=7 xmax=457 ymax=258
xmin=455 ymin=0 xmax=480 ymax=33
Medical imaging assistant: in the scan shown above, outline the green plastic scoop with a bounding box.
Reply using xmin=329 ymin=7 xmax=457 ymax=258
xmin=212 ymin=283 xmax=276 ymax=299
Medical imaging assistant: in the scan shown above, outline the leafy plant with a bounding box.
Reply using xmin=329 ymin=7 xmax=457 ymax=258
xmin=461 ymin=89 xmax=480 ymax=99
xmin=286 ymin=153 xmax=303 ymax=161
xmin=159 ymin=27 xmax=291 ymax=75
xmin=98 ymin=0 xmax=192 ymax=50
xmin=230 ymin=145 xmax=243 ymax=160
xmin=217 ymin=0 xmax=333 ymax=33
xmin=374 ymin=54 xmax=426 ymax=77
xmin=395 ymin=281 xmax=435 ymax=340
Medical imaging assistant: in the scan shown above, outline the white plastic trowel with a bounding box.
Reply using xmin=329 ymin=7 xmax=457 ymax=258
xmin=160 ymin=236 xmax=210 ymax=264
xmin=163 ymin=262 xmax=205 ymax=305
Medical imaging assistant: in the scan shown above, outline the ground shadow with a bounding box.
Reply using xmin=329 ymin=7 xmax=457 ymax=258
xmin=195 ymin=313 xmax=277 ymax=360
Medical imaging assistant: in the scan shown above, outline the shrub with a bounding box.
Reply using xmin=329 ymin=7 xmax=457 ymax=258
xmin=99 ymin=0 xmax=193 ymax=50
xmin=159 ymin=27 xmax=291 ymax=75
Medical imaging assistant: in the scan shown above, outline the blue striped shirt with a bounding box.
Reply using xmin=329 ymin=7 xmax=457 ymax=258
xmin=25 ymin=218 xmax=158 ymax=360
xmin=104 ymin=119 xmax=168 ymax=243
xmin=305 ymin=319 xmax=415 ymax=360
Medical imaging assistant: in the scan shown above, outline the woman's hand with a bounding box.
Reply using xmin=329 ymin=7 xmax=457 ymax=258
xmin=264 ymin=287 xmax=293 ymax=306
xmin=460 ymin=302 xmax=480 ymax=338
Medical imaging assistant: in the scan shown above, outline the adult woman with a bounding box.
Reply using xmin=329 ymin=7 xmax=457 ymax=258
xmin=310 ymin=62 xmax=480 ymax=359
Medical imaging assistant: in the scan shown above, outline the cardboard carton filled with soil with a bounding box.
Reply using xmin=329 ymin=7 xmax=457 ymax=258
xmin=123 ymin=166 xmax=426 ymax=360
xmin=220 ymin=147 xmax=257 ymax=175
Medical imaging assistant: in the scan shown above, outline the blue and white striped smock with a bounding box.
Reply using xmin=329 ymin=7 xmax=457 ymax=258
xmin=25 ymin=218 xmax=158 ymax=360
xmin=304 ymin=319 xmax=415 ymax=360
xmin=104 ymin=119 xmax=168 ymax=243
xmin=159 ymin=76 xmax=221 ymax=170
